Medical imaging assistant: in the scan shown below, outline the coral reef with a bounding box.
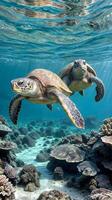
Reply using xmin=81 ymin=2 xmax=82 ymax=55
xmin=19 ymin=164 xmax=40 ymax=192
xmin=0 ymin=140 xmax=17 ymax=166
xmin=0 ymin=141 xmax=16 ymax=151
xmin=53 ymin=167 xmax=64 ymax=180
xmin=90 ymin=188 xmax=112 ymax=200
xmin=50 ymin=144 xmax=85 ymax=163
xmin=58 ymin=134 xmax=85 ymax=145
xmin=5 ymin=118 xmax=102 ymax=154
xmin=89 ymin=174 xmax=111 ymax=191
xmin=0 ymin=175 xmax=15 ymax=200
xmin=0 ymin=116 xmax=12 ymax=139
xmin=1 ymin=116 xmax=112 ymax=199
xmin=4 ymin=163 xmax=17 ymax=185
xmin=8 ymin=120 xmax=82 ymax=152
xmin=77 ymin=161 xmax=99 ymax=177
xmin=35 ymin=150 xmax=50 ymax=162
xmin=37 ymin=190 xmax=73 ymax=200
xmin=0 ymin=116 xmax=17 ymax=199
xmin=0 ymin=117 xmax=17 ymax=166
xmin=48 ymin=144 xmax=85 ymax=172
xmin=99 ymin=118 xmax=112 ymax=136
xmin=45 ymin=117 xmax=112 ymax=198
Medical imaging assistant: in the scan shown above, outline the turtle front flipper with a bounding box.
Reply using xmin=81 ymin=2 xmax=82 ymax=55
xmin=9 ymin=95 xmax=24 ymax=124
xmin=89 ymin=76 xmax=105 ymax=101
xmin=48 ymin=88 xmax=85 ymax=129
xmin=58 ymin=63 xmax=73 ymax=86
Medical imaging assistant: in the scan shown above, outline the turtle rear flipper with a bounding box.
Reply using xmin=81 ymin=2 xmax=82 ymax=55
xmin=89 ymin=76 xmax=105 ymax=101
xmin=79 ymin=90 xmax=84 ymax=96
xmin=47 ymin=104 xmax=53 ymax=111
xmin=48 ymin=88 xmax=85 ymax=129
xmin=9 ymin=95 xmax=24 ymax=124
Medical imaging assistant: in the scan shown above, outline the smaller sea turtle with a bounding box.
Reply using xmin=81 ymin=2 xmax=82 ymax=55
xmin=9 ymin=69 xmax=84 ymax=128
xmin=59 ymin=59 xmax=105 ymax=101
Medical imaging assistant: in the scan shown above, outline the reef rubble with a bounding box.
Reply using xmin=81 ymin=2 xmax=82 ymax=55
xmin=8 ymin=117 xmax=100 ymax=153
xmin=1 ymin=116 xmax=112 ymax=200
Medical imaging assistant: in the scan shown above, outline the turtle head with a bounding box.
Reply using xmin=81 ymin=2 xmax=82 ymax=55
xmin=11 ymin=77 xmax=40 ymax=97
xmin=72 ymin=59 xmax=88 ymax=80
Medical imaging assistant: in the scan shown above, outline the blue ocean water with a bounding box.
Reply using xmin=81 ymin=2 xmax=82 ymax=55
xmin=0 ymin=0 xmax=112 ymax=128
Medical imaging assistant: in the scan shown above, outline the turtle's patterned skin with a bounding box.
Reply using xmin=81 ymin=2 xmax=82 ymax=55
xmin=59 ymin=59 xmax=105 ymax=101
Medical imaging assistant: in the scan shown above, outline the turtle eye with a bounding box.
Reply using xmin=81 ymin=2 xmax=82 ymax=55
xmin=18 ymin=80 xmax=24 ymax=86
xmin=74 ymin=61 xmax=78 ymax=68
xmin=74 ymin=61 xmax=77 ymax=65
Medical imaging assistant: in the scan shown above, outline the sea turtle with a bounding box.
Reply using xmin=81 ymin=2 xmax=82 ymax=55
xmin=9 ymin=69 xmax=84 ymax=128
xmin=59 ymin=59 xmax=105 ymax=101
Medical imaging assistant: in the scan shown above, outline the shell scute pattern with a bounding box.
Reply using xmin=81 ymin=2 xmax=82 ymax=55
xmin=28 ymin=69 xmax=71 ymax=94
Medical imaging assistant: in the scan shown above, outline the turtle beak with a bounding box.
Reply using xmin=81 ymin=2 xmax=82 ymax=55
xmin=11 ymin=80 xmax=20 ymax=93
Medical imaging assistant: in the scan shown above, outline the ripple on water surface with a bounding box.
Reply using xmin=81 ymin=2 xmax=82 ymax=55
xmin=0 ymin=0 xmax=112 ymax=61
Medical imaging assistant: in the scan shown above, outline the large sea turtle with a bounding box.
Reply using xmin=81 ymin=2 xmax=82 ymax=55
xmin=59 ymin=59 xmax=105 ymax=101
xmin=9 ymin=69 xmax=84 ymax=128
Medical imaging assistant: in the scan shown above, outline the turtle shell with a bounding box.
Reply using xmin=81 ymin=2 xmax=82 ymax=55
xmin=59 ymin=62 xmax=74 ymax=79
xmin=27 ymin=69 xmax=72 ymax=95
xmin=60 ymin=61 xmax=97 ymax=92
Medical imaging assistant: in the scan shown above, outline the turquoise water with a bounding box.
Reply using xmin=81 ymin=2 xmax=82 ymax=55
xmin=0 ymin=0 xmax=112 ymax=127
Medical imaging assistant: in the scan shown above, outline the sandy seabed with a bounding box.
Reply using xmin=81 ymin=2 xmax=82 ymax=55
xmin=15 ymin=179 xmax=88 ymax=200
xmin=16 ymin=137 xmax=88 ymax=200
